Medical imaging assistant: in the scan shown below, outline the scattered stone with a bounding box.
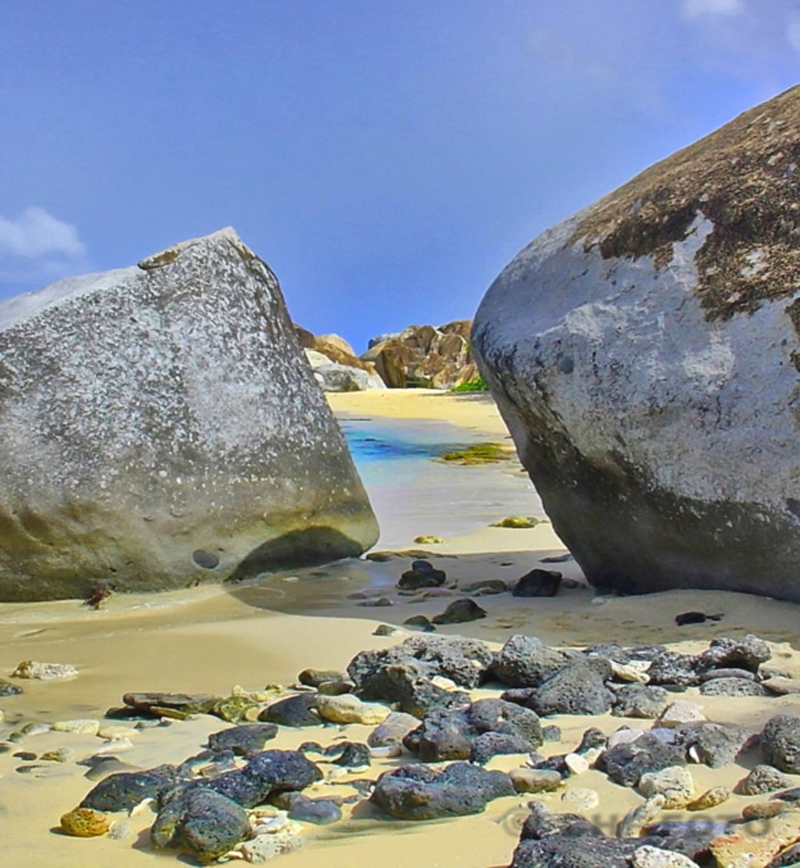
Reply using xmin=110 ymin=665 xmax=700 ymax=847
xmin=631 ymin=845 xmax=700 ymax=868
xmin=679 ymin=722 xmax=755 ymax=769
xmin=314 ymin=694 xmax=389 ymax=725
xmin=12 ymin=661 xmax=78 ymax=680
xmin=741 ymin=801 xmax=798 ymax=820
xmin=370 ymin=761 xmax=513 ymax=820
xmin=564 ymin=753 xmax=590 ymax=776
xmin=639 ymin=766 xmax=695 ymax=809
xmin=699 ymin=676 xmax=768 ymax=697
xmin=151 ymin=786 xmax=251 ymax=864
xmin=617 ymin=795 xmax=665 ymax=838
xmin=763 ymin=676 xmax=800 ymax=696
xmin=431 ymin=599 xmax=487 ymax=624
xmin=696 ymin=634 xmax=771 ymax=674
xmin=413 ymin=535 xmax=443 ymax=544
xmin=0 ymin=679 xmax=22 ymax=696
xmin=490 ymin=634 xmax=577 ymax=688
xmin=647 ymin=652 xmax=700 ymax=688
xmin=528 ymin=659 xmax=615 ymax=716
xmin=686 ymin=785 xmax=730 ymax=811
xmin=358 ymin=596 xmax=393 ymax=607
xmin=97 ymin=724 xmax=139 ymax=740
xmin=561 ymin=787 xmax=599 ymax=810
xmin=238 ymin=830 xmax=303 ymax=863
xmin=259 ymin=694 xmax=319 ymax=728
xmin=60 ymin=807 xmax=111 ymax=837
xmin=326 ymin=741 xmax=371 ymax=769
xmin=81 ymin=768 xmax=179 ymax=812
xmin=401 ymin=617 xmax=436 ymax=635
xmin=738 ymin=764 xmax=795 ymax=796
xmin=41 ymin=748 xmax=75 ymax=763
xmin=509 ymin=768 xmax=564 ymax=794
xmin=612 ymin=684 xmax=670 ymax=719
xmin=462 ymin=579 xmax=508 ymax=595
xmin=52 ymin=719 xmax=100 ymax=735
xmin=397 ymin=561 xmax=446 ymax=591
xmin=368 ymin=712 xmax=420 ymax=748
xmin=207 ymin=724 xmax=278 ymax=757
xmin=122 ymin=692 xmax=220 ymax=718
xmin=655 ymin=702 xmax=706 ymax=729
xmin=542 ymin=724 xmax=562 ymax=742
xmin=372 ymin=624 xmax=400 ymax=636
xmin=598 ymin=733 xmax=686 ymax=788
xmin=512 ymin=569 xmax=562 ymax=597
xmin=764 ymin=714 xmax=800 ymax=774
xmin=609 ymin=659 xmax=651 ymax=683
xmin=286 ymin=795 xmax=342 ymax=825
xmin=298 ymin=669 xmax=343 ymax=688
xmin=674 ymin=612 xmax=722 ymax=626
xmin=710 ymin=812 xmax=800 ymax=868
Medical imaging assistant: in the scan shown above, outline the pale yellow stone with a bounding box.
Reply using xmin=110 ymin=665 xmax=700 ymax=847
xmin=52 ymin=718 xmax=100 ymax=735
xmin=314 ymin=694 xmax=389 ymax=725
xmin=711 ymin=812 xmax=800 ymax=867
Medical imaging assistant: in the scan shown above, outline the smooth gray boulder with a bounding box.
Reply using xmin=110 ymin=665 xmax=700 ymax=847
xmin=0 ymin=228 xmax=378 ymax=600
xmin=473 ymin=85 xmax=800 ymax=600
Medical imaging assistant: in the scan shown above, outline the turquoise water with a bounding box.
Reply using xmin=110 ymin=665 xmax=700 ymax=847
xmin=335 ymin=413 xmax=545 ymax=546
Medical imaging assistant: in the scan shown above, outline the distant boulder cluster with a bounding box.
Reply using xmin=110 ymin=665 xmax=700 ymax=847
xmin=296 ymin=320 xmax=479 ymax=392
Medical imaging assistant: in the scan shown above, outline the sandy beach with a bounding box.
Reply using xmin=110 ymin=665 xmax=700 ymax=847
xmin=2 ymin=389 xmax=800 ymax=868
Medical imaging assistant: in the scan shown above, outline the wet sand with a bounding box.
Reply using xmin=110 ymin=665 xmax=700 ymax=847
xmin=2 ymin=390 xmax=800 ymax=868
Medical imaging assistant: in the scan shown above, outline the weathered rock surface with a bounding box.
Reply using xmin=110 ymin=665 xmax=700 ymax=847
xmin=473 ymin=85 xmax=800 ymax=600
xmin=0 ymin=228 xmax=378 ymax=600
xmin=362 ymin=320 xmax=479 ymax=389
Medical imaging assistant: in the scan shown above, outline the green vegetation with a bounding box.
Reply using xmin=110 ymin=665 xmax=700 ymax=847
xmin=490 ymin=516 xmax=542 ymax=529
xmin=441 ymin=442 xmax=510 ymax=465
xmin=452 ymin=374 xmax=488 ymax=392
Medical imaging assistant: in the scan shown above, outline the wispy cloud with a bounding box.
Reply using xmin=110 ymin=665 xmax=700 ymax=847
xmin=0 ymin=207 xmax=89 ymax=288
xmin=681 ymin=0 xmax=745 ymax=19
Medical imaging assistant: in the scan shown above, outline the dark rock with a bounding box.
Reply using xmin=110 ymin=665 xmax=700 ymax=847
xmin=298 ymin=668 xmax=344 ymax=687
xmin=359 ymin=664 xmax=469 ymax=719
xmin=258 ymin=693 xmax=320 ymax=727
xmin=404 ymin=698 xmax=542 ymax=763
xmin=398 ymin=563 xmax=446 ymax=591
xmin=367 ymin=712 xmax=420 ymax=748
xmin=122 ymin=692 xmax=220 ymax=717
xmin=348 ymin=634 xmax=493 ymax=692
xmin=643 ymin=820 xmax=735 ymax=862
xmin=151 ymin=786 xmax=250 ymax=864
xmin=0 ymin=679 xmax=22 ymax=696
xmin=542 ymin=724 xmax=562 ymax=742
xmin=575 ymin=727 xmax=607 ymax=754
xmin=403 ymin=615 xmax=436 ymax=632
xmin=200 ymin=749 xmax=322 ymax=808
xmin=206 ymin=723 xmax=278 ymax=757
xmin=598 ymin=733 xmax=685 ymax=787
xmin=675 ymin=611 xmax=723 ymax=626
xmin=675 ymin=722 xmax=755 ymax=768
xmin=698 ymin=667 xmax=757 ymax=682
xmin=528 ymin=659 xmax=615 ymax=716
xmin=326 ymin=741 xmax=371 ymax=768
xmin=768 ymin=843 xmax=800 ymax=867
xmin=647 ymin=651 xmax=700 ymax=687
xmin=738 ymin=764 xmax=795 ymax=796
xmin=611 ymin=684 xmax=670 ymax=719
xmin=763 ymin=714 xmax=800 ymax=774
xmin=81 ymin=768 xmax=179 ymax=812
xmin=287 ymin=795 xmax=342 ymax=825
xmin=772 ymin=787 xmax=800 ymax=802
xmin=695 ymin=634 xmax=771 ymax=673
xmin=490 ymin=634 xmax=577 ymax=688
xmin=369 ymin=761 xmax=513 ymax=820
xmin=431 ymin=598 xmax=487 ymax=624
xmin=700 ymin=677 xmax=768 ymax=697
xmin=470 ymin=732 xmax=533 ymax=765
xmin=583 ymin=643 xmax=666 ymax=665
xmin=512 ymin=569 xmax=562 ymax=597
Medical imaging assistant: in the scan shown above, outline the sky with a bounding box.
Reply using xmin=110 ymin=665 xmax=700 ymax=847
xmin=2 ymin=0 xmax=800 ymax=353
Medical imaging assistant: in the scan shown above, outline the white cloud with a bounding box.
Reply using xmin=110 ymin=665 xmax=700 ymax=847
xmin=681 ymin=0 xmax=745 ymax=19
xmin=0 ymin=207 xmax=86 ymax=260
xmin=787 ymin=13 xmax=800 ymax=53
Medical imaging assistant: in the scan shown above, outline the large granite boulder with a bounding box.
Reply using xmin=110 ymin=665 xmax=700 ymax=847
xmin=473 ymin=85 xmax=800 ymax=601
xmin=295 ymin=326 xmax=385 ymax=391
xmin=0 ymin=228 xmax=378 ymax=600
xmin=363 ymin=320 xmax=479 ymax=389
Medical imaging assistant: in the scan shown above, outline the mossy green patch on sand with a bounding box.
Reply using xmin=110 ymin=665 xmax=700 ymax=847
xmin=414 ymin=535 xmax=443 ymax=544
xmin=441 ymin=442 xmax=511 ymax=465
xmin=490 ymin=516 xmax=543 ymax=529
xmin=452 ymin=374 xmax=488 ymax=392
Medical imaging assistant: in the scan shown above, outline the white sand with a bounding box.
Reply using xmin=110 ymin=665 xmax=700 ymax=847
xmin=1 ymin=389 xmax=798 ymax=868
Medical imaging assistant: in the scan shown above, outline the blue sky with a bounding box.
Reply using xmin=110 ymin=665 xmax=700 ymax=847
xmin=2 ymin=0 xmax=799 ymax=352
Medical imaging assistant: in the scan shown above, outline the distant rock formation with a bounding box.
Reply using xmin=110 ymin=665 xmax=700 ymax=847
xmin=294 ymin=326 xmax=385 ymax=392
xmin=362 ymin=321 xmax=479 ymax=389
xmin=0 ymin=229 xmax=378 ymax=600
xmin=473 ymin=85 xmax=800 ymax=601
